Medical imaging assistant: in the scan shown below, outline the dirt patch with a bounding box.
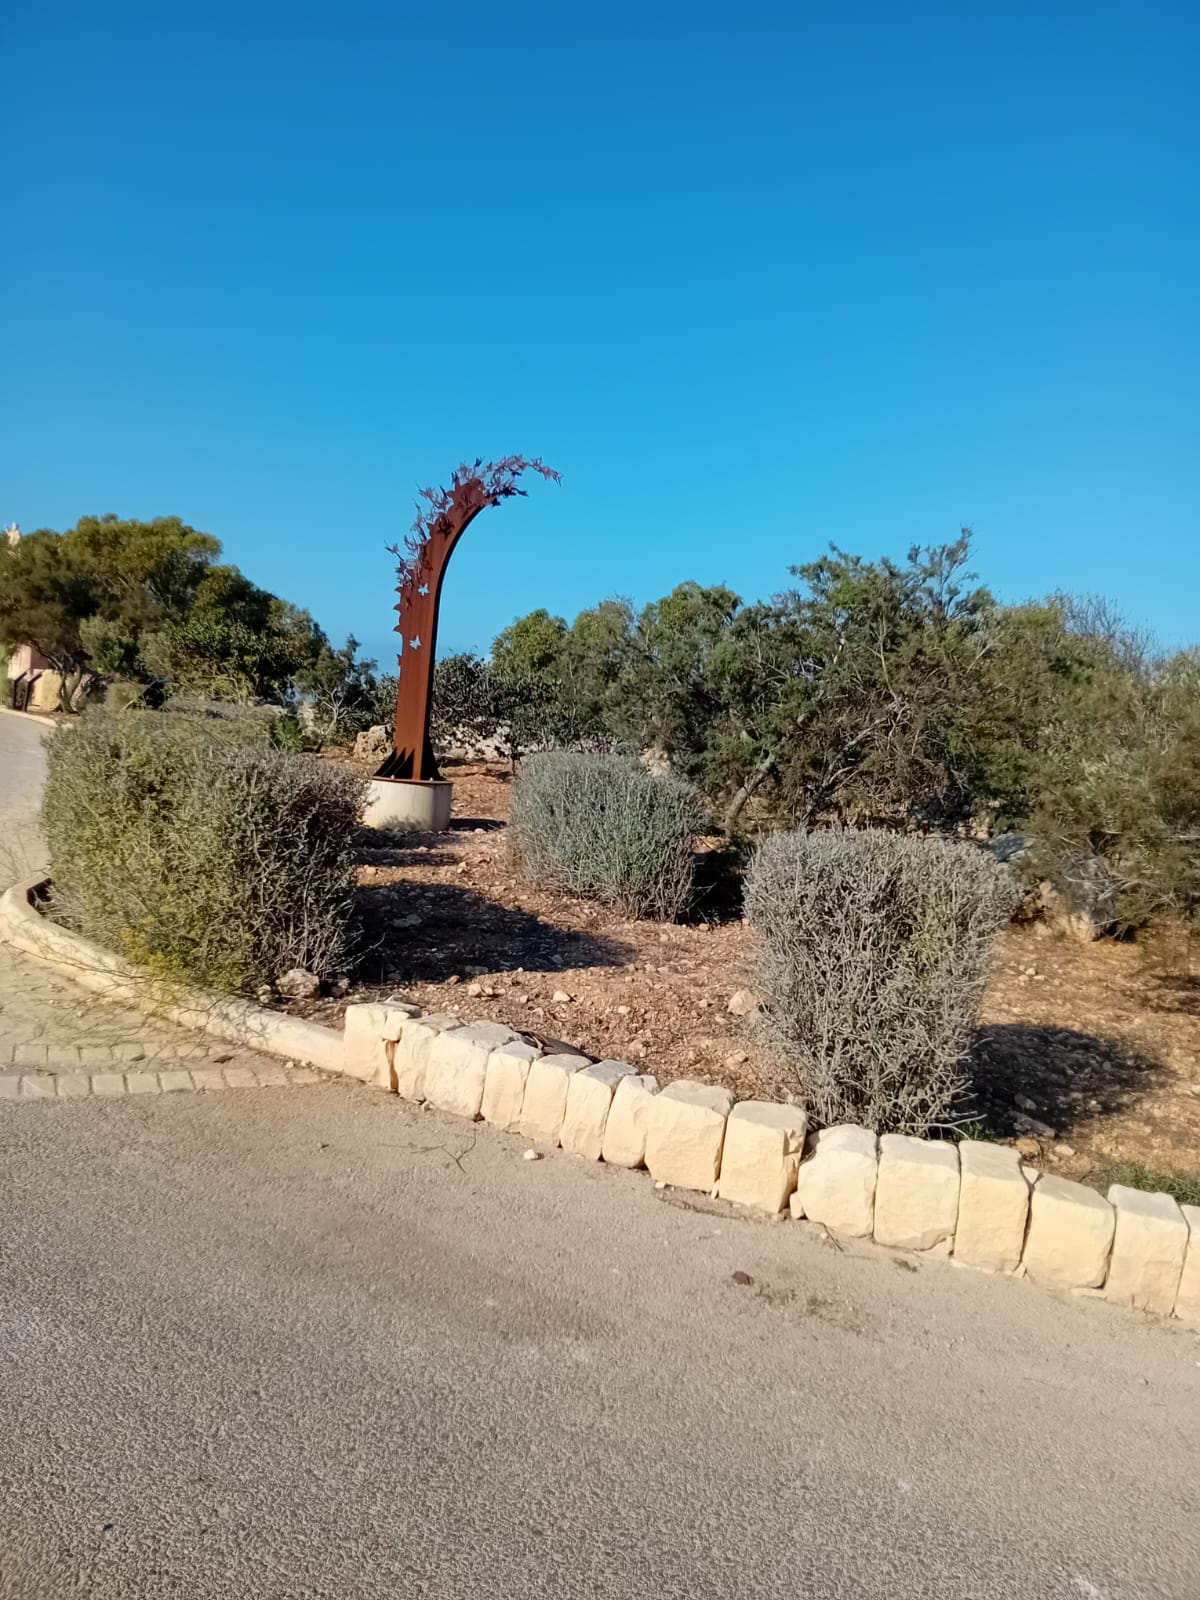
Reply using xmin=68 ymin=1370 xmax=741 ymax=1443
xmin=295 ymin=760 xmax=1200 ymax=1185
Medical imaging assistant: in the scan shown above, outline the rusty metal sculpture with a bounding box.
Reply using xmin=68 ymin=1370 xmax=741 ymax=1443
xmin=376 ymin=456 xmax=559 ymax=781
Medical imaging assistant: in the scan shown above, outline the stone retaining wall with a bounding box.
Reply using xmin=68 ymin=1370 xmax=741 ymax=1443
xmin=345 ymin=1000 xmax=1200 ymax=1328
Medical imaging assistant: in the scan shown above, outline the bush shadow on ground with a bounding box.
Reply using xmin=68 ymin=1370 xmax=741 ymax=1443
xmin=965 ymin=1022 xmax=1169 ymax=1137
xmin=353 ymin=877 xmax=633 ymax=986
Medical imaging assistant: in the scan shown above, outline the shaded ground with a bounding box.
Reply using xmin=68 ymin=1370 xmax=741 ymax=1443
xmin=299 ymin=761 xmax=1200 ymax=1182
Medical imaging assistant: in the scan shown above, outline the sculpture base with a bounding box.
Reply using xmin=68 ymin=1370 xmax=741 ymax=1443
xmin=363 ymin=778 xmax=453 ymax=833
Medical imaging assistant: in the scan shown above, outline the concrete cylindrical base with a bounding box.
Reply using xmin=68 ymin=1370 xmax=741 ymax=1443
xmin=363 ymin=778 xmax=454 ymax=833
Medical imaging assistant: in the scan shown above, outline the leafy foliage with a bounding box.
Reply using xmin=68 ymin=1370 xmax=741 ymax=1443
xmin=510 ymin=752 xmax=708 ymax=920
xmin=42 ymin=709 xmax=365 ymax=992
xmin=745 ymin=829 xmax=1016 ymax=1133
xmin=493 ymin=535 xmax=1199 ymax=931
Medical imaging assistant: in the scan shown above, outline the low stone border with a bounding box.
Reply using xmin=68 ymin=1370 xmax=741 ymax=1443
xmin=0 ymin=1065 xmax=323 ymax=1099
xmin=5 ymin=873 xmax=1198 ymax=1329
xmin=0 ymin=876 xmax=344 ymax=1074
xmin=343 ymin=1000 xmax=1200 ymax=1330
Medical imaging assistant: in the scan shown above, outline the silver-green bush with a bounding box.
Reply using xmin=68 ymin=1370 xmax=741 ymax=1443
xmin=42 ymin=709 xmax=366 ymax=993
xmin=511 ymin=751 xmax=707 ymax=919
xmin=745 ymin=829 xmax=1015 ymax=1133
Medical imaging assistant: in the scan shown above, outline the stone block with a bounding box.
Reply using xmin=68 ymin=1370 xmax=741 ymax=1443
xmin=221 ymin=1067 xmax=258 ymax=1090
xmin=124 ymin=1073 xmax=161 ymax=1095
xmin=600 ymin=1074 xmax=660 ymax=1168
xmin=954 ymin=1141 xmax=1031 ymax=1273
xmin=717 ymin=1101 xmax=808 ymax=1213
xmin=19 ymin=1075 xmax=54 ymax=1099
xmin=189 ymin=1069 xmax=227 ymax=1091
xmin=90 ymin=1072 xmax=127 ymax=1097
xmin=518 ymin=1053 xmax=587 ymax=1147
xmin=0 ymin=1075 xmax=21 ymax=1099
xmin=790 ymin=1125 xmax=878 ymax=1237
xmin=561 ymin=1062 xmax=636 ymax=1160
xmin=1176 ymin=1206 xmax=1200 ymax=1325
xmin=391 ymin=1013 xmax=460 ymax=1102
xmin=424 ymin=1022 xmax=519 ymax=1121
xmin=480 ymin=1040 xmax=542 ymax=1132
xmin=56 ymin=1074 xmax=92 ymax=1098
xmin=645 ymin=1080 xmax=735 ymax=1193
xmin=159 ymin=1070 xmax=194 ymax=1092
xmin=873 ymin=1135 xmax=960 ymax=1253
xmin=1105 ymin=1185 xmax=1189 ymax=1315
xmin=1022 ymin=1175 xmax=1115 ymax=1290
xmin=343 ymin=1001 xmax=422 ymax=1089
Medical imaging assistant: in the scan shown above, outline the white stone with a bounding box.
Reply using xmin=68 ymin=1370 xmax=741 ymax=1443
xmin=600 ymin=1074 xmax=660 ymax=1168
xmin=790 ymin=1125 xmax=878 ymax=1237
xmin=873 ymin=1135 xmax=960 ymax=1253
xmin=391 ymin=1013 xmax=460 ymax=1101
xmin=362 ymin=778 xmax=453 ymax=832
xmin=1105 ymin=1185 xmax=1189 ymax=1315
xmin=480 ymin=1040 xmax=542 ymax=1132
xmin=342 ymin=1002 xmax=421 ymax=1089
xmin=561 ymin=1062 xmax=635 ymax=1160
xmin=954 ymin=1141 xmax=1031 ymax=1273
xmin=424 ymin=1022 xmax=518 ymax=1121
xmin=1022 ymin=1175 xmax=1115 ymax=1290
xmin=518 ymin=1053 xmax=587 ymax=1147
xmin=1176 ymin=1205 xmax=1200 ymax=1326
xmin=717 ymin=1101 xmax=808 ymax=1213
xmin=645 ymin=1080 xmax=735 ymax=1193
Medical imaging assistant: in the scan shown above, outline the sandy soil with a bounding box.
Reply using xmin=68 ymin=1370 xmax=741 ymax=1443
xmin=297 ymin=759 xmax=1200 ymax=1184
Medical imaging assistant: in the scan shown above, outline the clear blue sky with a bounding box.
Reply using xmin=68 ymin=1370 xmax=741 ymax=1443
xmin=5 ymin=1 xmax=1197 ymax=667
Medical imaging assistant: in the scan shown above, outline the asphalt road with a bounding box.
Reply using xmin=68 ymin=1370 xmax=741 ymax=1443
xmin=0 ymin=710 xmax=50 ymax=885
xmin=2 ymin=1083 xmax=1198 ymax=1599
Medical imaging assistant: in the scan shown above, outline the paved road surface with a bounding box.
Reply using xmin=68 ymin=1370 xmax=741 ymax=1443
xmin=0 ymin=709 xmax=50 ymax=884
xmin=2 ymin=1082 xmax=1198 ymax=1599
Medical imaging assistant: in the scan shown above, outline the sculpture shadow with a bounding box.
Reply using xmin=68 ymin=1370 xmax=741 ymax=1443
xmin=354 ymin=878 xmax=633 ymax=986
xmin=965 ymin=1022 xmax=1169 ymax=1136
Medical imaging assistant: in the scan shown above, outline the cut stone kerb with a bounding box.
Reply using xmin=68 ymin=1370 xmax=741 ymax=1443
xmin=644 ymin=1080 xmax=735 ymax=1193
xmin=1176 ymin=1205 xmax=1200 ymax=1325
xmin=954 ymin=1141 xmax=1031 ymax=1273
xmin=391 ymin=1013 xmax=461 ymax=1101
xmin=561 ymin=1062 xmax=636 ymax=1160
xmin=481 ymin=1039 xmax=543 ymax=1133
xmin=716 ymin=1101 xmax=807 ymax=1213
xmin=1105 ymin=1185 xmax=1188 ymax=1315
xmin=790 ymin=1125 xmax=878 ymax=1237
xmin=1022 ymin=1175 xmax=1115 ymax=1290
xmin=518 ymin=1053 xmax=588 ymax=1147
xmin=342 ymin=1002 xmax=422 ymax=1090
xmin=600 ymin=1074 xmax=660 ymax=1168
xmin=423 ymin=1021 xmax=519 ymax=1120
xmin=873 ymin=1135 xmax=960 ymax=1253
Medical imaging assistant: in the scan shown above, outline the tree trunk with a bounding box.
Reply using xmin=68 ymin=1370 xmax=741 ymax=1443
xmin=722 ymin=750 xmax=777 ymax=836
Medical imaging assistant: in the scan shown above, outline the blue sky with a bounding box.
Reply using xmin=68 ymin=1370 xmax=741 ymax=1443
xmin=4 ymin=1 xmax=1196 ymax=667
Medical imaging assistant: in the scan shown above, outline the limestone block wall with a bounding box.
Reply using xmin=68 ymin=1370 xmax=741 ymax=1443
xmin=346 ymin=1000 xmax=1200 ymax=1328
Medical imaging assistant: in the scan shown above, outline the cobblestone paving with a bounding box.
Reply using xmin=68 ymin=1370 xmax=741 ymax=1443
xmin=0 ymin=939 xmax=320 ymax=1093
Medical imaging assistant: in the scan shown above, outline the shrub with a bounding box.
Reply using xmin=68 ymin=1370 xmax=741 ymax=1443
xmin=510 ymin=751 xmax=707 ymax=919
xmin=42 ymin=709 xmax=366 ymax=992
xmin=745 ymin=829 xmax=1016 ymax=1133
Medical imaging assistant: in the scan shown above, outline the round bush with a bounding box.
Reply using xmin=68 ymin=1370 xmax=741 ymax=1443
xmin=745 ymin=828 xmax=1015 ymax=1133
xmin=42 ymin=709 xmax=366 ymax=993
xmin=510 ymin=751 xmax=707 ymax=920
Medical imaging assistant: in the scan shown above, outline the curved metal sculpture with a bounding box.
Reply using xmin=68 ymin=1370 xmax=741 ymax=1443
xmin=377 ymin=456 xmax=559 ymax=781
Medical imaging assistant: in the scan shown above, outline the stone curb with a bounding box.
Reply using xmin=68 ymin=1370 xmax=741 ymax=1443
xmin=0 ymin=875 xmax=345 ymax=1074
xmin=346 ymin=1000 xmax=1200 ymax=1331
xmin=0 ymin=704 xmax=59 ymax=729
